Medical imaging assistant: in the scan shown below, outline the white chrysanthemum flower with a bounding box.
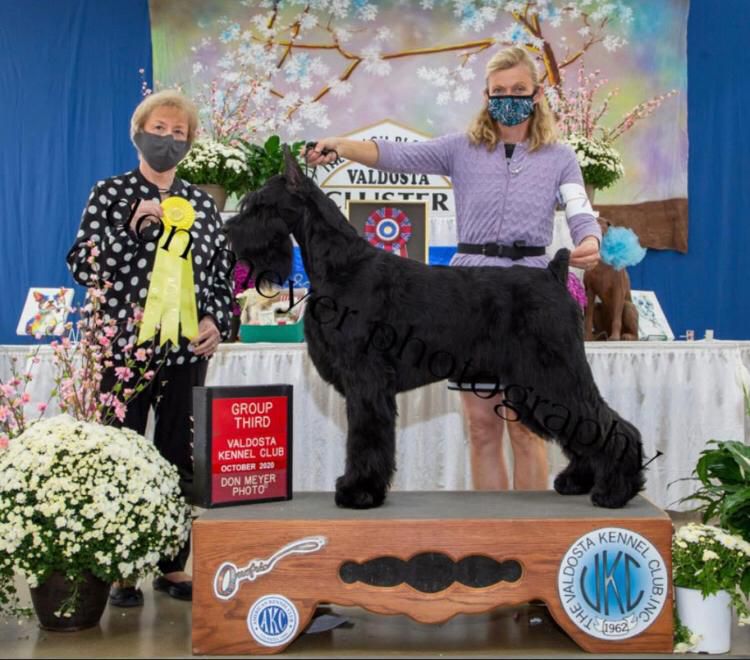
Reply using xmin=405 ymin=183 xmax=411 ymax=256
xmin=702 ymin=549 xmax=720 ymax=561
xmin=0 ymin=414 xmax=190 ymax=613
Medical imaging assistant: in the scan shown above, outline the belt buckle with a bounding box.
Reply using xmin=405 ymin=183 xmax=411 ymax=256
xmin=509 ymin=240 xmax=527 ymax=260
xmin=482 ymin=242 xmax=499 ymax=257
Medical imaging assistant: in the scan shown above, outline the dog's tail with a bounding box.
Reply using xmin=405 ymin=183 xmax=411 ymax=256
xmin=548 ymin=248 xmax=570 ymax=285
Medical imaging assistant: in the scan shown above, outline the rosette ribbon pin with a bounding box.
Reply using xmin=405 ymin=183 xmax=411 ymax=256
xmin=137 ymin=197 xmax=199 ymax=346
xmin=364 ymin=207 xmax=412 ymax=257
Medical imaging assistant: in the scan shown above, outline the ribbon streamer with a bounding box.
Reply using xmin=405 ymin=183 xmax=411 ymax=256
xmin=137 ymin=197 xmax=199 ymax=346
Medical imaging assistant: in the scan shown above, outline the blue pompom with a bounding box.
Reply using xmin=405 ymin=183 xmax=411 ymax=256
xmin=600 ymin=226 xmax=647 ymax=271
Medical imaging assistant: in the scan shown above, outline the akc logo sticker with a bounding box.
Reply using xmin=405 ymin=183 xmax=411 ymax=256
xmin=247 ymin=594 xmax=299 ymax=647
xmin=557 ymin=527 xmax=668 ymax=640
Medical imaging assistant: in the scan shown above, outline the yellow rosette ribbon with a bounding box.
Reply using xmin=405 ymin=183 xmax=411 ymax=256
xmin=137 ymin=197 xmax=199 ymax=347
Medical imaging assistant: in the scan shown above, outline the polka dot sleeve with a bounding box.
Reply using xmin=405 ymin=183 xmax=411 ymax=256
xmin=66 ymin=182 xmax=139 ymax=285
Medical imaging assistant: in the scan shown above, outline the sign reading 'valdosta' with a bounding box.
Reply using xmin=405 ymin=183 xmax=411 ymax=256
xmin=557 ymin=527 xmax=668 ymax=640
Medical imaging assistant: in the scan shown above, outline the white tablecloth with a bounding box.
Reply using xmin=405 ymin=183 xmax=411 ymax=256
xmin=2 ymin=341 xmax=748 ymax=510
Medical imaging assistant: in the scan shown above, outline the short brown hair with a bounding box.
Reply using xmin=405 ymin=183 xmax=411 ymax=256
xmin=130 ymin=89 xmax=199 ymax=145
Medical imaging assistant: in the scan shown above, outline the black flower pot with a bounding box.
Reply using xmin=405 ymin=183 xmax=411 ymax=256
xmin=29 ymin=571 xmax=110 ymax=631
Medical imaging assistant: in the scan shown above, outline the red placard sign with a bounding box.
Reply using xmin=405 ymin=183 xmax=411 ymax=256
xmin=211 ymin=396 xmax=288 ymax=503
xmin=193 ymin=385 xmax=293 ymax=507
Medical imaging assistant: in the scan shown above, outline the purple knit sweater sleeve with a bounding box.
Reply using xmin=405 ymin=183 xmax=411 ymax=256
xmin=367 ymin=133 xmax=599 ymax=270
xmin=372 ymin=134 xmax=459 ymax=176
xmin=558 ymin=144 xmax=601 ymax=246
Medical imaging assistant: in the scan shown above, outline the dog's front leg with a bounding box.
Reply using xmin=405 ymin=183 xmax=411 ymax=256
xmin=335 ymin=390 xmax=397 ymax=509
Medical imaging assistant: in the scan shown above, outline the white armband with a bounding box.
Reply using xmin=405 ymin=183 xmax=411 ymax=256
xmin=559 ymin=183 xmax=594 ymax=219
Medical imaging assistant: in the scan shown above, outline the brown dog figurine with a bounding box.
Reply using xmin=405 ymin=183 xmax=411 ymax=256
xmin=584 ymin=218 xmax=639 ymax=341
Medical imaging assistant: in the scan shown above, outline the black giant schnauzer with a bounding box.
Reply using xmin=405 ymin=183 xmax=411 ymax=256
xmin=223 ymin=148 xmax=644 ymax=510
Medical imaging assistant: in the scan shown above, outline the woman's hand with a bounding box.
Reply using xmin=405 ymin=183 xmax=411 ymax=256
xmin=189 ymin=316 xmax=221 ymax=358
xmin=129 ymin=200 xmax=163 ymax=234
xmin=570 ymin=236 xmax=601 ymax=271
xmin=300 ymin=138 xmax=341 ymax=167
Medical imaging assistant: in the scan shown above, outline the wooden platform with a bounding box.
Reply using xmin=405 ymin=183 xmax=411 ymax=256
xmin=193 ymin=491 xmax=673 ymax=655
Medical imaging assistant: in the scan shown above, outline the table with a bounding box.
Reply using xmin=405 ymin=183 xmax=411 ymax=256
xmin=193 ymin=492 xmax=673 ymax=655
xmin=2 ymin=340 xmax=748 ymax=510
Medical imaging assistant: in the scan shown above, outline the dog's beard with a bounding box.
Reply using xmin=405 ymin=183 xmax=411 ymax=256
xmin=247 ymin=237 xmax=293 ymax=288
xmin=223 ymin=213 xmax=294 ymax=287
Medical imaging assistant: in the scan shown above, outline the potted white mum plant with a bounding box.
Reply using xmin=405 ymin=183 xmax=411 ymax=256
xmin=564 ymin=133 xmax=624 ymax=201
xmin=0 ymin=418 xmax=190 ymax=630
xmin=176 ymin=138 xmax=250 ymax=211
xmin=672 ymin=523 xmax=750 ymax=653
xmin=0 ymin=241 xmax=190 ymax=631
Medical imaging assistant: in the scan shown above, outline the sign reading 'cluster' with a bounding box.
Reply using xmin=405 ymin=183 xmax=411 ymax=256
xmin=193 ymin=385 xmax=293 ymax=507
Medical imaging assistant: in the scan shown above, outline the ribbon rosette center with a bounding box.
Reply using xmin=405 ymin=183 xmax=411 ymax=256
xmin=364 ymin=206 xmax=412 ymax=258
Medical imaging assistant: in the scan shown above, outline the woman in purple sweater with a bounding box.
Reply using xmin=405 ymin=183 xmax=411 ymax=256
xmin=304 ymin=46 xmax=601 ymax=494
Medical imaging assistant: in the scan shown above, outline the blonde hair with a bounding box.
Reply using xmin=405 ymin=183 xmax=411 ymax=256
xmin=130 ymin=89 xmax=199 ymax=145
xmin=467 ymin=46 xmax=557 ymax=152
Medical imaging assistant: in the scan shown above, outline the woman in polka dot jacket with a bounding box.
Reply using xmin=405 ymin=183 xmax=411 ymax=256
xmin=66 ymin=90 xmax=234 ymax=607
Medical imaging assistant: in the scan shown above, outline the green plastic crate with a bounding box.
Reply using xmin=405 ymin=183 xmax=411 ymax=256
xmin=239 ymin=319 xmax=305 ymax=343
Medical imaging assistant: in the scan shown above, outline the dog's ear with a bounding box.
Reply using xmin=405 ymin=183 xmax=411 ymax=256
xmin=283 ymin=144 xmax=305 ymax=192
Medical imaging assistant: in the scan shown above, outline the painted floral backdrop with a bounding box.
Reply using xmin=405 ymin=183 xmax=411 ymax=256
xmin=149 ymin=0 xmax=687 ymax=206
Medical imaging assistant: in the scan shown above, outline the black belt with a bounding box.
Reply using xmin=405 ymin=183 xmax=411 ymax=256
xmin=456 ymin=241 xmax=546 ymax=260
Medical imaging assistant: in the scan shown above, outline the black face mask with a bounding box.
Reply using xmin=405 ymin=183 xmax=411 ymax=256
xmin=133 ymin=131 xmax=190 ymax=173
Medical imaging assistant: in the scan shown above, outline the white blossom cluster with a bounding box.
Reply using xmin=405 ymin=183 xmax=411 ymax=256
xmin=184 ymin=0 xmax=637 ymax=141
xmin=674 ymin=523 xmax=750 ymax=556
xmin=182 ymin=140 xmax=246 ymax=174
xmin=178 ymin=139 xmax=249 ymax=188
xmin=672 ymin=522 xmax=750 ymax=629
xmin=673 ymin=632 xmax=704 ymax=655
xmin=255 ymin=0 xmax=377 ymax=21
xmin=565 ymin=133 xmax=624 ymax=177
xmin=0 ymin=415 xmax=190 ymax=615
xmin=362 ymin=45 xmax=393 ymax=77
xmin=417 ymin=63 xmax=476 ymax=105
xmin=455 ymin=0 xmax=632 ymax=52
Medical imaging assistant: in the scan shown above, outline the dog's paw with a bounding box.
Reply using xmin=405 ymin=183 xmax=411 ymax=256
xmin=554 ymin=471 xmax=593 ymax=496
xmin=590 ymin=487 xmax=636 ymax=509
xmin=590 ymin=468 xmax=644 ymax=508
xmin=553 ymin=462 xmax=594 ymax=496
xmin=335 ymin=475 xmax=386 ymax=509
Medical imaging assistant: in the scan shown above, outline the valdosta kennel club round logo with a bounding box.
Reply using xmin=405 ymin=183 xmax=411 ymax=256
xmin=557 ymin=527 xmax=668 ymax=640
xmin=247 ymin=594 xmax=299 ymax=647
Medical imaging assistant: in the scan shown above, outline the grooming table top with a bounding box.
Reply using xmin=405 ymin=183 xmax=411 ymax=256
xmin=197 ymin=491 xmax=666 ymax=521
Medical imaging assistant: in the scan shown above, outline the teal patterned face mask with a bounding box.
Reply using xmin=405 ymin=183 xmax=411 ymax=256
xmin=488 ymin=93 xmax=536 ymax=126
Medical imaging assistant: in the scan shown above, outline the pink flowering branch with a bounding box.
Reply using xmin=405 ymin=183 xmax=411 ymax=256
xmin=46 ymin=240 xmax=167 ymax=427
xmin=0 ymin=241 xmax=166 ymax=449
xmin=0 ymin=347 xmax=52 ymax=446
xmin=554 ymin=64 xmax=678 ymax=144
xmin=603 ymin=90 xmax=680 ymax=143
